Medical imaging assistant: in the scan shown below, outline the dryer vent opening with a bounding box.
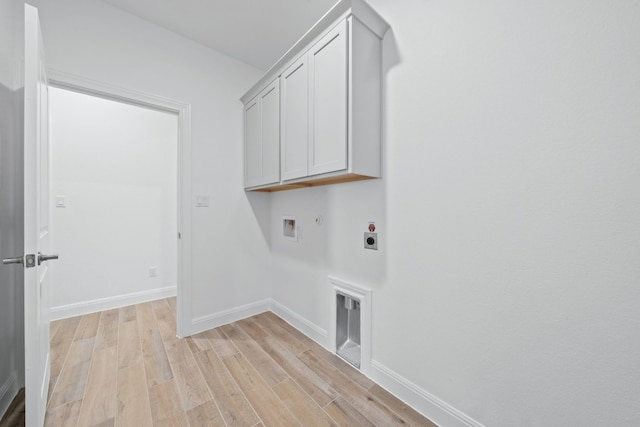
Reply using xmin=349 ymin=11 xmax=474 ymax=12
xmin=336 ymin=293 xmax=361 ymax=368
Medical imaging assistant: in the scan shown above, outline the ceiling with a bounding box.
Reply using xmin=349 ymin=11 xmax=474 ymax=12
xmin=100 ymin=0 xmax=339 ymax=71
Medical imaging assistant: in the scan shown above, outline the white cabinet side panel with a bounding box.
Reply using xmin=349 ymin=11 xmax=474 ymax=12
xmin=244 ymin=99 xmax=261 ymax=187
xmin=350 ymin=17 xmax=382 ymax=178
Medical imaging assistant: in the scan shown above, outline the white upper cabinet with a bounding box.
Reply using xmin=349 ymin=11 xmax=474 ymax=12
xmin=244 ymin=79 xmax=280 ymax=188
xmin=241 ymin=0 xmax=388 ymax=191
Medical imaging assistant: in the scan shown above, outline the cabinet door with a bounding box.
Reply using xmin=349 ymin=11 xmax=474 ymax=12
xmin=244 ymin=96 xmax=261 ymax=188
xmin=244 ymin=80 xmax=280 ymax=188
xmin=281 ymin=55 xmax=309 ymax=181
xmin=259 ymin=80 xmax=280 ymax=185
xmin=308 ymin=19 xmax=348 ymax=176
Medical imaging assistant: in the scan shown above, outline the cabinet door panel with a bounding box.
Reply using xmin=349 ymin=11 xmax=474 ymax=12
xmin=260 ymin=81 xmax=280 ymax=184
xmin=244 ymin=98 xmax=261 ymax=187
xmin=281 ymin=56 xmax=309 ymax=181
xmin=309 ymin=20 xmax=348 ymax=176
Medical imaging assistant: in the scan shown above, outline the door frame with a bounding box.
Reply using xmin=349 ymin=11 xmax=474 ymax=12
xmin=47 ymin=69 xmax=192 ymax=337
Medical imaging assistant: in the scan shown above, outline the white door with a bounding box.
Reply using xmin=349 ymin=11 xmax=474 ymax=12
xmin=24 ymin=4 xmax=53 ymax=426
xmin=281 ymin=55 xmax=309 ymax=181
xmin=308 ymin=19 xmax=348 ymax=176
xmin=244 ymin=79 xmax=280 ymax=188
xmin=259 ymin=79 xmax=280 ymax=185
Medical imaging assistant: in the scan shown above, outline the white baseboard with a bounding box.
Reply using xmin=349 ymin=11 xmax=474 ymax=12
xmin=191 ymin=299 xmax=271 ymax=335
xmin=0 ymin=370 xmax=19 ymax=421
xmin=190 ymin=298 xmax=329 ymax=348
xmin=269 ymin=299 xmax=329 ymax=349
xmin=50 ymin=286 xmax=177 ymax=320
xmin=369 ymin=360 xmax=484 ymax=427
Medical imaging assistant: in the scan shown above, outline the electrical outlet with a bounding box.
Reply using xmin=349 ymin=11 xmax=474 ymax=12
xmin=364 ymin=232 xmax=377 ymax=250
xmin=149 ymin=266 xmax=157 ymax=278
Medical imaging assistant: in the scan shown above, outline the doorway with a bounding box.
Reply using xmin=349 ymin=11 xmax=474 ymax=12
xmin=48 ymin=72 xmax=192 ymax=337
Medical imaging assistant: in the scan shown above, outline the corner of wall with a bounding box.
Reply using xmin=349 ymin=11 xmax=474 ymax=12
xmin=0 ymin=370 xmax=20 ymax=420
xmin=270 ymin=299 xmax=330 ymax=349
xmin=190 ymin=299 xmax=272 ymax=335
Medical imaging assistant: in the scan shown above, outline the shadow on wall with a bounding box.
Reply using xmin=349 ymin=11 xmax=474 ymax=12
xmin=377 ymin=28 xmax=401 ymax=286
xmin=0 ymin=82 xmax=26 ymax=415
xmin=245 ymin=190 xmax=271 ymax=247
xmin=322 ymin=27 xmax=401 ymax=287
xmin=383 ymin=29 xmax=402 ymax=74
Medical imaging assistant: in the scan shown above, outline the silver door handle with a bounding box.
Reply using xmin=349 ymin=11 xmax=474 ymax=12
xmin=2 ymin=256 xmax=23 ymax=265
xmin=38 ymin=253 xmax=59 ymax=265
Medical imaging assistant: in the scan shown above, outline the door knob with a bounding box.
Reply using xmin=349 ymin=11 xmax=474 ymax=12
xmin=2 ymin=256 xmax=23 ymax=265
xmin=37 ymin=253 xmax=59 ymax=265
xmin=2 ymin=254 xmax=36 ymax=267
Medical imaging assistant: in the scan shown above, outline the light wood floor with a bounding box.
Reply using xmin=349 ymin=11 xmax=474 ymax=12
xmin=45 ymin=298 xmax=437 ymax=427
xmin=0 ymin=388 xmax=25 ymax=427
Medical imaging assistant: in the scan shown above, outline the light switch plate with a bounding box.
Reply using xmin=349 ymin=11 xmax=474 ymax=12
xmin=195 ymin=195 xmax=209 ymax=207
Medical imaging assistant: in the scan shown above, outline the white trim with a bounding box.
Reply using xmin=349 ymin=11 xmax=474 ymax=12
xmin=45 ymin=69 xmax=193 ymax=337
xmin=190 ymin=298 xmax=329 ymax=347
xmin=0 ymin=371 xmax=19 ymax=420
xmin=329 ymin=276 xmax=372 ymax=376
xmin=270 ymin=299 xmax=329 ymax=348
xmin=40 ymin=353 xmax=49 ymax=406
xmin=191 ymin=299 xmax=271 ymax=335
xmin=176 ymin=98 xmax=192 ymax=338
xmin=48 ymin=69 xmax=185 ymax=114
xmin=50 ymin=286 xmax=177 ymax=321
xmin=369 ymin=360 xmax=485 ymax=427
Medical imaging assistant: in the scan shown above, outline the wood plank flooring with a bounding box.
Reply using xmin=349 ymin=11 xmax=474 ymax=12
xmin=45 ymin=298 xmax=437 ymax=427
xmin=0 ymin=388 xmax=25 ymax=427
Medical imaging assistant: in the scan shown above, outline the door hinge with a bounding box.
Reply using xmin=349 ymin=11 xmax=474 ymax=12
xmin=178 ymin=232 xmax=182 ymax=239
xmin=25 ymin=254 xmax=36 ymax=268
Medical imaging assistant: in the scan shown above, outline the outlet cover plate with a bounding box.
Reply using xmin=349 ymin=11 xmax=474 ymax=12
xmin=364 ymin=232 xmax=377 ymax=250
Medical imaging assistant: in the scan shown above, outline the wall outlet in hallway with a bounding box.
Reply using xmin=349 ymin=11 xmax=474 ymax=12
xmin=149 ymin=266 xmax=158 ymax=278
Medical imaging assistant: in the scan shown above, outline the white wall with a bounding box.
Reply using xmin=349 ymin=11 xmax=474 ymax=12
xmin=0 ymin=0 xmax=25 ymax=416
xmin=269 ymin=0 xmax=640 ymax=426
xmin=49 ymin=87 xmax=178 ymax=314
xmin=24 ymin=0 xmax=270 ymax=326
